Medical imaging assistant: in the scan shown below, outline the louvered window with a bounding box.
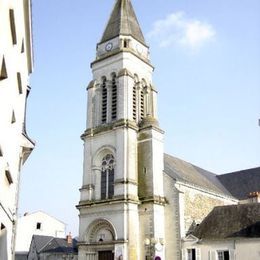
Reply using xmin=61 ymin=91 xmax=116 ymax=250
xmin=140 ymin=89 xmax=144 ymax=120
xmin=101 ymin=154 xmax=115 ymax=200
xmin=111 ymin=75 xmax=117 ymax=120
xmin=133 ymin=84 xmax=137 ymax=120
xmin=101 ymin=78 xmax=107 ymax=123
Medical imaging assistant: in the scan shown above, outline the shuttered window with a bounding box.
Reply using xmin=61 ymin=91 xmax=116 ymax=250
xmin=111 ymin=75 xmax=117 ymax=120
xmin=140 ymin=89 xmax=144 ymax=120
xmin=101 ymin=78 xmax=107 ymax=123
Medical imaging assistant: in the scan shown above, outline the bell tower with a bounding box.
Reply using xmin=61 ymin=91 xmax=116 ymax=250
xmin=77 ymin=1 xmax=166 ymax=259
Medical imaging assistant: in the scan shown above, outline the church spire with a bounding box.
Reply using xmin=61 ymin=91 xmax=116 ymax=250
xmin=100 ymin=0 xmax=146 ymax=45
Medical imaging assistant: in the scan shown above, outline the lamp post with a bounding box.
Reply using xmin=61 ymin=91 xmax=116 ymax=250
xmin=144 ymin=237 xmax=164 ymax=260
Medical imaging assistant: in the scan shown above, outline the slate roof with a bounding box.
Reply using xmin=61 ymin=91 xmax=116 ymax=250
xmin=217 ymin=167 xmax=260 ymax=200
xmin=193 ymin=203 xmax=260 ymax=239
xmin=15 ymin=252 xmax=27 ymax=260
xmin=32 ymin=235 xmax=77 ymax=254
xmin=164 ymin=153 xmax=233 ymax=197
xmin=100 ymin=0 xmax=146 ymax=45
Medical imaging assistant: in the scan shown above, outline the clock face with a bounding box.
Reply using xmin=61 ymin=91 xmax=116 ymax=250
xmin=105 ymin=42 xmax=113 ymax=51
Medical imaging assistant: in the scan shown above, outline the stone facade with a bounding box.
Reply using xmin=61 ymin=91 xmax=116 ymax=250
xmin=0 ymin=0 xmax=34 ymax=259
xmin=77 ymin=1 xmax=242 ymax=260
xmin=182 ymin=186 xmax=232 ymax=233
xmin=77 ymin=1 xmax=166 ymax=260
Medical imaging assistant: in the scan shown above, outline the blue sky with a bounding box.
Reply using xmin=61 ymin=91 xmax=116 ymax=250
xmin=19 ymin=0 xmax=260 ymax=236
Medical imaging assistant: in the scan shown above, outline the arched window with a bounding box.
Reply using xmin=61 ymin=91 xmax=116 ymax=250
xmin=101 ymin=78 xmax=107 ymax=123
xmin=111 ymin=74 xmax=117 ymax=120
xmin=101 ymin=154 xmax=115 ymax=199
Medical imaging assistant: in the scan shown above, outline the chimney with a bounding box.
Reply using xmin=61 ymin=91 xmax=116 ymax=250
xmin=248 ymin=191 xmax=260 ymax=203
xmin=66 ymin=232 xmax=72 ymax=245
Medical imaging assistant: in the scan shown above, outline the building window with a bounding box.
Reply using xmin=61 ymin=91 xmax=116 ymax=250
xmin=9 ymin=9 xmax=17 ymax=45
xmin=133 ymin=84 xmax=137 ymax=120
xmin=5 ymin=170 xmax=13 ymax=184
xmin=0 ymin=56 xmax=8 ymax=80
xmin=111 ymin=74 xmax=117 ymax=120
xmin=101 ymin=78 xmax=107 ymax=124
xmin=140 ymin=89 xmax=144 ymax=120
xmin=101 ymin=154 xmax=115 ymax=200
xmin=123 ymin=39 xmax=128 ymax=48
xmin=21 ymin=39 xmax=25 ymax=53
xmin=36 ymin=222 xmax=41 ymax=230
xmin=11 ymin=110 xmax=16 ymax=124
xmin=187 ymin=249 xmax=196 ymax=260
xmin=1 ymin=223 xmax=6 ymax=230
xmin=17 ymin=72 xmax=22 ymax=94
xmin=217 ymin=251 xmax=229 ymax=260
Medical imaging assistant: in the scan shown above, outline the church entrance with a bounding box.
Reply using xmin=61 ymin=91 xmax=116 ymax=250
xmin=98 ymin=251 xmax=114 ymax=260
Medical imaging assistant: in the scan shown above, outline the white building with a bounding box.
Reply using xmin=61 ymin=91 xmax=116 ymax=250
xmin=15 ymin=211 xmax=66 ymax=254
xmin=77 ymin=1 xmax=260 ymax=260
xmin=182 ymin=203 xmax=260 ymax=260
xmin=0 ymin=0 xmax=34 ymax=259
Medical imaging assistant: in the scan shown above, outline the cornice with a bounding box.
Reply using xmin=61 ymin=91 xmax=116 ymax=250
xmin=76 ymin=196 xmax=140 ymax=209
xmin=91 ymin=48 xmax=154 ymax=70
xmin=81 ymin=119 xmax=139 ymax=139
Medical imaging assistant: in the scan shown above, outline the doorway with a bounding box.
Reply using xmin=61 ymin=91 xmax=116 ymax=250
xmin=98 ymin=251 xmax=114 ymax=260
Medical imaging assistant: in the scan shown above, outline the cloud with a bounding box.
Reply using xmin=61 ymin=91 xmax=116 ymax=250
xmin=147 ymin=12 xmax=216 ymax=51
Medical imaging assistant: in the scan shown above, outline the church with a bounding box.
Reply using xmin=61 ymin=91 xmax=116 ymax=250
xmin=76 ymin=1 xmax=260 ymax=260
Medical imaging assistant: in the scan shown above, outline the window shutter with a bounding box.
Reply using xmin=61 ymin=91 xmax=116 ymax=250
xmin=182 ymin=249 xmax=186 ymax=260
xmin=209 ymin=251 xmax=216 ymax=260
xmin=196 ymin=248 xmax=201 ymax=260
xmin=229 ymin=250 xmax=235 ymax=260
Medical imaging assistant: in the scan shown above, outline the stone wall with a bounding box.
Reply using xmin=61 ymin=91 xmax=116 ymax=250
xmin=182 ymin=186 xmax=234 ymax=234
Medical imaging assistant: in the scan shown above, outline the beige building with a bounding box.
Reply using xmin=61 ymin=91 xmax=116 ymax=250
xmin=77 ymin=1 xmax=260 ymax=260
xmin=0 ymin=0 xmax=34 ymax=259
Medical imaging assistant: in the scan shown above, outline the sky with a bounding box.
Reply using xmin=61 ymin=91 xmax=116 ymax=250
xmin=19 ymin=0 xmax=260 ymax=236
